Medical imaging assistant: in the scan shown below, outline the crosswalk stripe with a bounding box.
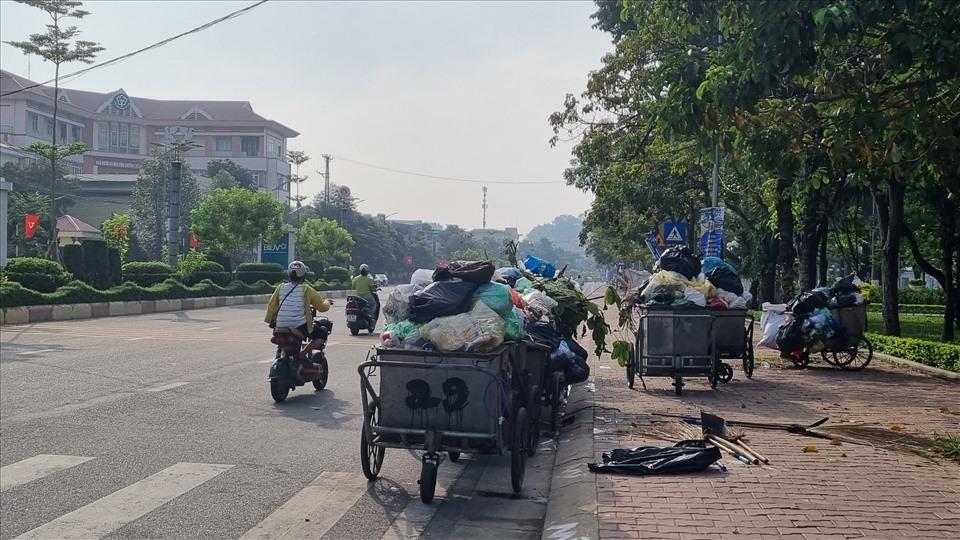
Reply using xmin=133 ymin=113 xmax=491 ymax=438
xmin=0 ymin=455 xmax=95 ymax=492
xmin=14 ymin=462 xmax=232 ymax=540
xmin=379 ymin=460 xmax=466 ymax=540
xmin=239 ymin=471 xmax=367 ymax=540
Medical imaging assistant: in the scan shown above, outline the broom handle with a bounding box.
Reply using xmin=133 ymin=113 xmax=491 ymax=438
xmin=735 ymin=440 xmax=769 ymax=464
xmin=706 ymin=435 xmax=758 ymax=464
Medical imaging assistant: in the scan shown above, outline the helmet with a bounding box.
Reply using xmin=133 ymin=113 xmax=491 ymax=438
xmin=359 ymin=264 xmax=369 ymax=273
xmin=288 ymin=260 xmax=307 ymax=278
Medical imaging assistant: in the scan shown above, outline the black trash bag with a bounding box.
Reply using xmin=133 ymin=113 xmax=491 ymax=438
xmin=525 ymin=319 xmax=562 ymax=350
xmin=565 ymin=339 xmax=589 ymax=362
xmin=830 ymin=273 xmax=861 ymax=296
xmin=833 ymin=293 xmax=858 ymax=307
xmin=655 ymin=246 xmax=702 ymax=280
xmin=786 ymin=291 xmax=829 ymax=315
xmin=705 ymin=266 xmax=744 ymax=295
xmin=432 ymin=260 xmax=495 ymax=283
xmin=775 ymin=318 xmax=805 ymax=351
xmin=408 ymin=279 xmax=480 ymax=322
xmin=588 ymin=440 xmax=721 ymax=476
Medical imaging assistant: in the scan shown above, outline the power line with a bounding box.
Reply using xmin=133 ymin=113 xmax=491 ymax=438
xmin=333 ymin=156 xmax=564 ymax=185
xmin=1 ymin=0 xmax=269 ymax=98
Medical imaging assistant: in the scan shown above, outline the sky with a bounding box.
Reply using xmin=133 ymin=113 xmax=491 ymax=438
xmin=0 ymin=0 xmax=612 ymax=234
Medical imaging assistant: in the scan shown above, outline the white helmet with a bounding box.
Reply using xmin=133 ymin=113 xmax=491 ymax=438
xmin=288 ymin=260 xmax=307 ymax=278
xmin=359 ymin=263 xmax=369 ymax=273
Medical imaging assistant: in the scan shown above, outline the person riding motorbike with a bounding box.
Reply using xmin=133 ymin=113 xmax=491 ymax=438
xmin=351 ymin=264 xmax=380 ymax=321
xmin=264 ymin=261 xmax=331 ymax=360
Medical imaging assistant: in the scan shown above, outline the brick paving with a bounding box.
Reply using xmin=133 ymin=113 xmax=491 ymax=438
xmin=584 ymin=335 xmax=960 ymax=539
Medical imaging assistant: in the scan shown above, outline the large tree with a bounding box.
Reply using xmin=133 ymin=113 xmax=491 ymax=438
xmin=190 ymin=188 xmax=285 ymax=266
xmin=295 ymin=217 xmax=354 ymax=266
xmin=7 ymin=0 xmax=103 ymax=261
xmin=205 ymin=159 xmax=256 ymax=191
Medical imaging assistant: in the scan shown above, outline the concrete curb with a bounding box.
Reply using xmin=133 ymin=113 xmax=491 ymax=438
xmin=542 ymin=379 xmax=599 ymax=540
xmin=0 ymin=289 xmax=352 ymax=326
xmin=874 ymin=351 xmax=960 ymax=382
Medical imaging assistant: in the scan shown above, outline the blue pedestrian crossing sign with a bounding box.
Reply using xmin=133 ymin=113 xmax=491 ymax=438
xmin=663 ymin=222 xmax=687 ymax=245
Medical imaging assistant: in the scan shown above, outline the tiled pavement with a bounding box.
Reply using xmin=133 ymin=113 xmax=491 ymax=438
xmin=582 ymin=338 xmax=960 ymax=539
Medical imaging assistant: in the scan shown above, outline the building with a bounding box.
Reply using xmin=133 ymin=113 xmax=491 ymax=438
xmin=0 ymin=70 xmax=298 ymax=226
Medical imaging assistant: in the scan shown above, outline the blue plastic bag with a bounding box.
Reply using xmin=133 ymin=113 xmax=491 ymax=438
xmin=523 ymin=255 xmax=557 ymax=278
xmin=702 ymin=256 xmax=735 ymax=277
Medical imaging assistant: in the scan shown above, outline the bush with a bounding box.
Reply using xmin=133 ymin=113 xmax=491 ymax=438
xmin=181 ymin=270 xmax=231 ymax=286
xmin=1 ymin=257 xmax=72 ymax=293
xmin=107 ymin=247 xmax=122 ymax=287
xmin=62 ymin=244 xmax=85 ymax=282
xmin=867 ymin=333 xmax=960 ymax=373
xmin=237 ymin=262 xmax=284 ymax=272
xmin=207 ymin=251 xmax=232 ymax=272
xmin=121 ymin=261 xmax=173 ymax=287
xmin=898 ymin=286 xmax=946 ymax=305
xmin=82 ymin=239 xmax=111 ymax=290
xmin=323 ymin=265 xmax=350 ymax=282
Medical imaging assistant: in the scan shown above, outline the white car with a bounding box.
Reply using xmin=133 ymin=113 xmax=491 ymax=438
xmin=374 ymin=274 xmax=389 ymax=287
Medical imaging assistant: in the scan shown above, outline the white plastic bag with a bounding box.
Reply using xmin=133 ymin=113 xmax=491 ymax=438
xmin=683 ymin=286 xmax=706 ymax=307
xmin=522 ymin=290 xmax=558 ymax=316
xmin=419 ymin=302 xmax=506 ymax=352
xmin=382 ymin=284 xmax=422 ymax=324
xmin=758 ymin=302 xmax=788 ymax=349
xmin=410 ymin=269 xmax=434 ymax=287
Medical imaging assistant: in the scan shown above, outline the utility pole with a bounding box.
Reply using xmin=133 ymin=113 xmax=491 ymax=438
xmin=321 ymin=154 xmax=332 ymax=204
xmin=482 ymin=186 xmax=488 ymax=229
xmin=155 ymin=127 xmax=199 ymax=268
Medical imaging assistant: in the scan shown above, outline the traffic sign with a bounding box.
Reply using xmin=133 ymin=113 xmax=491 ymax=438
xmin=663 ymin=222 xmax=686 ymax=245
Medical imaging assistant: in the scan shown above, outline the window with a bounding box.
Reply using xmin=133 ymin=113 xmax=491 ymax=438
xmin=44 ymin=118 xmax=54 ymax=140
xmin=97 ymin=121 xmax=140 ymax=153
xmin=241 ymin=136 xmax=259 ymax=157
xmin=267 ymin=139 xmax=275 ymax=157
xmin=28 ymin=112 xmax=39 ymax=134
xmin=252 ymin=172 xmax=263 ymax=188
xmin=71 ymin=125 xmax=82 ymax=142
xmin=98 ymin=122 xmax=109 ymax=150
xmin=215 ymin=136 xmax=232 ymax=152
xmin=59 ymin=122 xmax=67 ymax=143
xmin=64 ymin=161 xmax=82 ymax=175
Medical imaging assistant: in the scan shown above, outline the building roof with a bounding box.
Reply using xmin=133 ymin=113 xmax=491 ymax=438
xmin=57 ymin=214 xmax=100 ymax=234
xmin=0 ymin=70 xmax=298 ymax=137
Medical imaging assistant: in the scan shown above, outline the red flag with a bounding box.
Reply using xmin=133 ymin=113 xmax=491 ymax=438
xmin=189 ymin=232 xmax=201 ymax=249
xmin=405 ymin=255 xmax=414 ymax=266
xmin=24 ymin=214 xmax=40 ymax=239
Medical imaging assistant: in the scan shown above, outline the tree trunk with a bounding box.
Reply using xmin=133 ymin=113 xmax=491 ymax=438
xmin=939 ymin=195 xmax=956 ymax=341
xmin=798 ymin=189 xmax=822 ymax=291
xmin=47 ymin=61 xmax=61 ymax=263
xmin=874 ymin=180 xmax=904 ymax=336
xmin=760 ymin=231 xmax=777 ymax=304
xmin=775 ymin=175 xmax=797 ymax=301
xmin=818 ymin=220 xmax=828 ymax=285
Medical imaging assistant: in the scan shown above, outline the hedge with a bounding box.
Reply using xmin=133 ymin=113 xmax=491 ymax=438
xmin=82 ymin=239 xmax=112 ymax=290
xmin=181 ymin=271 xmax=231 ymax=286
xmin=4 ymin=257 xmax=66 ymax=275
xmin=314 ymin=279 xmax=351 ymax=291
xmin=236 ymin=262 xmax=284 ymax=272
xmin=1 ymin=257 xmax=72 ymax=293
xmin=62 ymin=245 xmax=85 ymax=282
xmin=122 ymin=261 xmax=174 ymax=287
xmin=323 ymin=265 xmax=350 ymax=282
xmin=867 ymin=333 xmax=960 ymax=373
xmin=881 ymin=286 xmax=946 ymax=306
xmin=867 ymin=303 xmax=945 ymax=315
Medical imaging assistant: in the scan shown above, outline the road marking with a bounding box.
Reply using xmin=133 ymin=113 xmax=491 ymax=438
xmin=126 ymin=336 xmax=153 ymax=341
xmin=379 ymin=459 xmax=466 ymax=540
xmin=257 ymin=358 xmax=276 ymax=364
xmin=14 ymin=462 xmax=232 ymax=539
xmin=239 ymin=471 xmax=367 ymax=540
xmin=144 ymin=382 xmax=188 ymax=392
xmin=9 ymin=349 xmax=57 ymax=355
xmin=202 ymin=326 xmax=222 ymax=331
xmin=0 ymin=455 xmax=94 ymax=492
xmin=5 ymin=393 xmax=134 ymax=423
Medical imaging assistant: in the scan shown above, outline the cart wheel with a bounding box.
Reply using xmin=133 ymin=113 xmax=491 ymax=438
xmin=791 ymin=352 xmax=811 ymax=369
xmin=526 ymin=385 xmax=540 ymax=457
xmin=511 ymin=407 xmax=528 ymax=494
xmin=626 ymin=361 xmax=636 ymax=389
xmin=822 ymin=351 xmax=840 ymax=367
xmin=718 ymin=363 xmax=734 ymax=383
xmin=549 ymin=372 xmax=565 ymax=433
xmin=360 ymin=404 xmax=385 ymax=480
xmin=836 ymin=337 xmax=873 ymax=371
xmin=673 ymin=377 xmax=684 ymax=395
xmin=447 ymin=451 xmax=460 ymax=462
xmin=419 ymin=456 xmax=439 ymax=504
xmin=743 ymin=342 xmax=755 ymax=379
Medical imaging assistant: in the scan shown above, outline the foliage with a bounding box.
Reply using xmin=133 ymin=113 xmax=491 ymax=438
xmin=107 ymin=247 xmax=121 ymax=287
xmin=210 ymin=170 xmax=238 ymax=190
xmin=0 ymin=257 xmax=71 ymax=292
xmin=867 ymin=313 xmax=954 ymax=343
xmin=80 ymin=239 xmax=111 ymax=289
xmin=286 ymin=150 xmax=310 ymax=213
xmin=61 ymin=243 xmax=85 ymax=281
xmin=206 ymin=159 xmax=256 ymax=190
xmin=121 ymin=261 xmax=173 ymax=287
xmin=190 ymin=188 xmax=284 ymax=264
xmin=6 ymin=185 xmax=52 ymax=257
xmin=867 ymin=304 xmax=944 ymax=316
xmin=100 ymin=213 xmax=131 ymax=262
xmin=296 ymin=218 xmax=354 ymax=265
xmin=866 ymin=333 xmax=960 ymax=373
xmin=534 ymin=278 xmax=595 ymax=339
xmin=323 ymin=265 xmax=350 ymax=282
xmin=236 ymin=262 xmax=285 ymax=285
xmin=236 ymin=262 xmax=284 ymax=272
xmin=931 ymin=435 xmax=960 ymax=462
xmin=898 ymin=287 xmax=946 ymax=306
xmin=131 ymin=150 xmax=201 ymax=260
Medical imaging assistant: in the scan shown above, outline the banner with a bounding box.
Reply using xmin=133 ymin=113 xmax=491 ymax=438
xmin=24 ymin=214 xmax=40 ymax=239
xmin=645 ymin=231 xmax=663 ymax=260
xmin=699 ymin=207 xmax=725 ymax=258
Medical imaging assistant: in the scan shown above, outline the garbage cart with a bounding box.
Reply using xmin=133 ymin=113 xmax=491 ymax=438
xmin=712 ymin=308 xmax=756 ymax=381
xmin=790 ymin=303 xmax=873 ymax=371
xmin=626 ymin=306 xmax=718 ymax=395
xmin=357 ymin=344 xmax=529 ymax=503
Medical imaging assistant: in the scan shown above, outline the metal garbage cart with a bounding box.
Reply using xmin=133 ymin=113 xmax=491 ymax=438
xmin=712 ymin=308 xmax=756 ymax=381
xmin=790 ymin=303 xmax=873 ymax=370
xmin=357 ymin=344 xmax=529 ymax=503
xmin=626 ymin=306 xmax=718 ymax=395
xmin=517 ymin=342 xmax=566 ymax=437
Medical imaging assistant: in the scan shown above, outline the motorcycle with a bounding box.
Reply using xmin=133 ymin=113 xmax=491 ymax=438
xmin=268 ymin=310 xmax=333 ymax=403
xmin=346 ymin=292 xmax=379 ymax=336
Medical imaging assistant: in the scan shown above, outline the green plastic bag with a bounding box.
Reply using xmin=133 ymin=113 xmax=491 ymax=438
xmin=473 ymin=281 xmax=513 ymax=317
xmin=514 ymin=277 xmax=533 ymax=292
xmin=504 ymin=307 xmax=527 ymax=341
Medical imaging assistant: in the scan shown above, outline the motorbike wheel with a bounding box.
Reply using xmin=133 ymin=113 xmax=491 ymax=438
xmin=270 ymin=379 xmax=289 ymax=403
xmin=350 ymin=326 xmax=360 ymax=336
xmin=311 ymin=354 xmax=329 ymax=391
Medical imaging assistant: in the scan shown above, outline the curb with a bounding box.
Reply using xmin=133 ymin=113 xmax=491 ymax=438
xmin=873 ymin=351 xmax=960 ymax=382
xmin=0 ymin=289 xmax=352 ymax=326
xmin=542 ymin=379 xmax=599 ymax=540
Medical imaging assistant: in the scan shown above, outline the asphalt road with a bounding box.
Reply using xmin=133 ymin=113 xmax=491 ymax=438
xmin=0 ymin=298 xmax=556 ymax=539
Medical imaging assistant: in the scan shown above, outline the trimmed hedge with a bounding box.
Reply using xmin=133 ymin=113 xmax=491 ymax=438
xmin=108 ymin=248 xmax=122 ymax=287
xmin=867 ymin=303 xmax=945 ymax=315
xmin=82 ymin=239 xmax=112 ymax=290
xmin=236 ymin=262 xmax=285 ymax=284
xmin=314 ymin=279 xmax=351 ymax=291
xmin=880 ymin=286 xmax=946 ymax=306
xmin=62 ymin=245 xmax=85 ymax=282
xmin=122 ymin=261 xmax=174 ymax=287
xmin=1 ymin=257 xmax=72 ymax=293
xmin=867 ymin=333 xmax=960 ymax=373
xmin=236 ymin=262 xmax=284 ymax=272
xmin=323 ymin=265 xmax=350 ymax=282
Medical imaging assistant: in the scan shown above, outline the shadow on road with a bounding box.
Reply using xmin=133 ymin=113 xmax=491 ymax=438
xmin=270 ymin=389 xmax=357 ymax=429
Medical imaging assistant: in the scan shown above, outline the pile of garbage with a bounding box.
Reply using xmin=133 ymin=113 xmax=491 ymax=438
xmin=639 ymin=247 xmax=752 ymax=309
xmin=758 ymin=274 xmax=867 ymax=352
xmin=380 ymin=257 xmax=592 ymax=384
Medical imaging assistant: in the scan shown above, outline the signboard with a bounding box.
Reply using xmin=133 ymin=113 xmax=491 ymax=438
xmin=663 ymin=222 xmax=686 ymax=246
xmin=645 ymin=231 xmax=662 ymax=260
xmin=699 ymin=207 xmax=725 ymax=258
xmin=24 ymin=214 xmax=40 ymax=239
xmin=259 ymin=232 xmax=295 ymax=267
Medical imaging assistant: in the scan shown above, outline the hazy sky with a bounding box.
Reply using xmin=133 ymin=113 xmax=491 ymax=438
xmin=0 ymin=0 xmax=611 ymax=234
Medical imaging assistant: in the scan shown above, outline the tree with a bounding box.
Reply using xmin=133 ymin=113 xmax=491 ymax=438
xmin=0 ymin=160 xmax=78 ymax=217
xmin=296 ymin=218 xmax=355 ymax=266
xmin=191 ymin=188 xmax=285 ymax=266
xmin=131 ymin=150 xmax=201 ymax=260
xmin=206 ymin=159 xmax=256 ymax=190
xmin=100 ymin=213 xmax=131 ymax=262
xmin=286 ymin=150 xmax=310 ymax=226
xmin=8 ymin=0 xmax=103 ymax=261
xmin=210 ymin=170 xmax=238 ymax=190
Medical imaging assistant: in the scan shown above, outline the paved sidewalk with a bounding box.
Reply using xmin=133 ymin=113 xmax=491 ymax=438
xmin=548 ymin=339 xmax=960 ymax=539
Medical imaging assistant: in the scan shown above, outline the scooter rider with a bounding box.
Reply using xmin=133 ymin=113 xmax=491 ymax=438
xmin=264 ymin=261 xmax=331 ymax=360
xmin=351 ymin=264 xmax=380 ymax=322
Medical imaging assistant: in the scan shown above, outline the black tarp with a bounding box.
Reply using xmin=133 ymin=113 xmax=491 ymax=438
xmin=588 ymin=440 xmax=722 ymax=476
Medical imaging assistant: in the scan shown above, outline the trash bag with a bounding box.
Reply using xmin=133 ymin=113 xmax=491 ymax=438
xmin=551 ymin=340 xmax=590 ymax=384
xmin=523 ymin=290 xmax=559 ymax=316
xmin=641 ymin=271 xmax=686 ymax=305
xmin=705 ymin=266 xmax=743 ymax=295
xmin=758 ymin=302 xmax=788 ymax=349
xmin=494 ymin=267 xmax=523 ymax=287
xmin=410 ymin=268 xmax=434 ymax=287
xmin=504 ymin=307 xmax=526 ymax=341
xmin=510 ymin=288 xmax=523 ymax=309
xmin=655 ymin=246 xmax=701 ymax=280
xmin=588 ymin=440 xmax=722 ymax=476
xmin=706 ymin=296 xmax=728 ymax=310
xmin=472 ymin=281 xmax=514 ymax=317
xmin=523 ymin=255 xmax=558 ymax=278
xmin=419 ymin=302 xmax=506 ymax=352
xmin=380 ymin=320 xmax=422 ymax=348
xmin=433 ymin=260 xmax=495 ymax=283
xmin=787 ymin=291 xmax=829 ymax=315
xmin=830 ymin=273 xmax=861 ymax=295
xmin=683 ymin=286 xmax=707 ymax=307
xmin=514 ymin=277 xmax=533 ymax=292
xmin=829 ymin=292 xmax=863 ymax=308
xmin=382 ymin=284 xmax=422 ymax=324
xmin=525 ymin=319 xmax=562 ymax=350
xmin=408 ymin=279 xmax=479 ymax=322
xmin=775 ymin=318 xmax=805 ymax=352
xmin=701 ymin=256 xmax=735 ymax=277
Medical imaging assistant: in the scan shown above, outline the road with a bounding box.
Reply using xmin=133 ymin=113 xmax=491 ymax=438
xmin=0 ymin=299 xmax=556 ymax=539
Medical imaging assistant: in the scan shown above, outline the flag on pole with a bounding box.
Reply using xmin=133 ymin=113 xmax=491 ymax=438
xmin=24 ymin=214 xmax=40 ymax=239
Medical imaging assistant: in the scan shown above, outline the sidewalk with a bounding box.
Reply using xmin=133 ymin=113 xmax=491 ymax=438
xmin=545 ymin=334 xmax=960 ymax=539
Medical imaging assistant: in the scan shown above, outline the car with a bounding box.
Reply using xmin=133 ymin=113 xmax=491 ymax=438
xmin=374 ymin=274 xmax=388 ymax=287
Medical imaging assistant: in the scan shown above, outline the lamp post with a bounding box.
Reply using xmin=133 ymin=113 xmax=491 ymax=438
xmin=154 ymin=127 xmax=200 ymax=268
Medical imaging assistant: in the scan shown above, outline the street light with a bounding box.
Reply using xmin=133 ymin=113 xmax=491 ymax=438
xmin=153 ymin=127 xmax=201 ymax=268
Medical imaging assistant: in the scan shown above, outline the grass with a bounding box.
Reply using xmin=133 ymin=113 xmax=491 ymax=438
xmin=931 ymin=434 xmax=960 ymax=462
xmin=867 ymin=312 xmax=955 ymax=343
